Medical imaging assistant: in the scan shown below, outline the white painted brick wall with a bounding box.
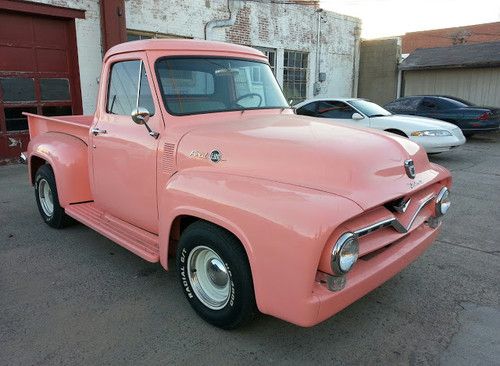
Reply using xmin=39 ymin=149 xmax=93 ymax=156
xmin=31 ymin=0 xmax=361 ymax=113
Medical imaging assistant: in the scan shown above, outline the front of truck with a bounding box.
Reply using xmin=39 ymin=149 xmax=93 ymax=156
xmin=138 ymin=40 xmax=452 ymax=326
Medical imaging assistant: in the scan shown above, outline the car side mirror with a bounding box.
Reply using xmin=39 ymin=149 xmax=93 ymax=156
xmin=352 ymin=112 xmax=364 ymax=120
xmin=131 ymin=107 xmax=150 ymax=125
xmin=131 ymin=107 xmax=159 ymax=139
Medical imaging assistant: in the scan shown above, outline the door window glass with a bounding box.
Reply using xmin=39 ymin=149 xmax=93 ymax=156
xmin=388 ymin=97 xmax=421 ymax=113
xmin=4 ymin=106 xmax=37 ymax=131
xmin=296 ymin=102 xmax=317 ymax=116
xmin=40 ymin=78 xmax=70 ymax=101
xmin=317 ymin=101 xmax=355 ymax=119
xmin=107 ymin=61 xmax=155 ymax=116
xmin=0 ymin=78 xmax=35 ymax=102
xmin=420 ymin=99 xmax=439 ymax=110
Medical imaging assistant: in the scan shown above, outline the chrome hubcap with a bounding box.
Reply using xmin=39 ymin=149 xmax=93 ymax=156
xmin=38 ymin=179 xmax=54 ymax=217
xmin=187 ymin=246 xmax=230 ymax=310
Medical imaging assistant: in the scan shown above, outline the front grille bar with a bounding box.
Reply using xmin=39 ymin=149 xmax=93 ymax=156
xmin=354 ymin=194 xmax=436 ymax=238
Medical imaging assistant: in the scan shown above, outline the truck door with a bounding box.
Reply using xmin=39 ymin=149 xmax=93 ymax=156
xmin=91 ymin=56 xmax=161 ymax=234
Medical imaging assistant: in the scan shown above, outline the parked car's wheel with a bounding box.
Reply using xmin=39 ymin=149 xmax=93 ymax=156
xmin=34 ymin=164 xmax=71 ymax=228
xmin=176 ymin=221 xmax=256 ymax=329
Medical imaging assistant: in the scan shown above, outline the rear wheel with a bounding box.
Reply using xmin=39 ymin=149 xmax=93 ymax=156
xmin=34 ymin=165 xmax=71 ymax=228
xmin=176 ymin=221 xmax=256 ymax=329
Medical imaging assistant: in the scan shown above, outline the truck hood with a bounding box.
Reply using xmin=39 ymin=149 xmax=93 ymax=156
xmin=176 ymin=113 xmax=442 ymax=209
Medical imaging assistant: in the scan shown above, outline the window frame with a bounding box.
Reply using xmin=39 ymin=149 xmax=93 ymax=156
xmin=126 ymin=29 xmax=191 ymax=41
xmin=283 ymin=50 xmax=309 ymax=102
xmin=253 ymin=47 xmax=277 ymax=76
xmin=105 ymin=59 xmax=155 ymax=117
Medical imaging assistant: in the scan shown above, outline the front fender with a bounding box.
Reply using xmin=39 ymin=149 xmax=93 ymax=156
xmin=28 ymin=132 xmax=92 ymax=207
xmin=159 ymin=171 xmax=363 ymax=323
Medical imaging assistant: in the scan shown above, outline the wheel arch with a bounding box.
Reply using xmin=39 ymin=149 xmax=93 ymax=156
xmin=28 ymin=133 xmax=92 ymax=206
xmin=29 ymin=155 xmax=48 ymax=185
xmin=160 ymin=208 xmax=254 ymax=273
xmin=384 ymin=128 xmax=408 ymax=137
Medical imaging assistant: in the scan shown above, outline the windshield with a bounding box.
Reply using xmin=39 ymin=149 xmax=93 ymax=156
xmin=349 ymin=100 xmax=391 ymax=117
xmin=156 ymin=57 xmax=288 ymax=115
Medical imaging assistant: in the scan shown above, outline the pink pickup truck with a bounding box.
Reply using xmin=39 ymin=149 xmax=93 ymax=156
xmin=23 ymin=40 xmax=452 ymax=329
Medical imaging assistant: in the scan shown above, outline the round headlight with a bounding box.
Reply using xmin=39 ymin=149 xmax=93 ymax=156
xmin=436 ymin=187 xmax=451 ymax=216
xmin=331 ymin=233 xmax=359 ymax=276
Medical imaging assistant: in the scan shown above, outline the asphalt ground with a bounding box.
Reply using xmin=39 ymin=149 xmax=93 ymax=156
xmin=1 ymin=132 xmax=499 ymax=365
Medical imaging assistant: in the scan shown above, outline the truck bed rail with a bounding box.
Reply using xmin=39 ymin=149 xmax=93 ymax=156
xmin=23 ymin=113 xmax=93 ymax=144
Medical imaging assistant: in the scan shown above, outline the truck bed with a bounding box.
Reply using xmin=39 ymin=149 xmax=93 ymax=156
xmin=24 ymin=113 xmax=93 ymax=145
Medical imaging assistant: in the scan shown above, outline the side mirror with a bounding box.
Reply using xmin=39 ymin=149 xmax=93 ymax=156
xmin=352 ymin=112 xmax=364 ymax=120
xmin=131 ymin=107 xmax=159 ymax=139
xmin=131 ymin=107 xmax=150 ymax=125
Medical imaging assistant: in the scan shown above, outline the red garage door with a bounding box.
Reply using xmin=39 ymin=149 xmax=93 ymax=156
xmin=0 ymin=4 xmax=83 ymax=163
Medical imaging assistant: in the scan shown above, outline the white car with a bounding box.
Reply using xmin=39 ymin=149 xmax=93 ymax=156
xmin=294 ymin=98 xmax=466 ymax=153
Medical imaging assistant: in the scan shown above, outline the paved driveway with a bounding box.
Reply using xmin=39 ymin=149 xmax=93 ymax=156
xmin=1 ymin=133 xmax=499 ymax=365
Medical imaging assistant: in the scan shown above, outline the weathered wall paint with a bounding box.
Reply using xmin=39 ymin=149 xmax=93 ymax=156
xmin=358 ymin=38 xmax=401 ymax=105
xmin=32 ymin=0 xmax=360 ymax=113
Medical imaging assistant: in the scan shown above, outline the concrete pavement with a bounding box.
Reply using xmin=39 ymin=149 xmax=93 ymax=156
xmin=1 ymin=133 xmax=499 ymax=365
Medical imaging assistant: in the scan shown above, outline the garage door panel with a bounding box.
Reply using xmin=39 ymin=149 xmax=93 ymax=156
xmin=0 ymin=9 xmax=82 ymax=163
xmin=35 ymin=48 xmax=68 ymax=73
xmin=0 ymin=12 xmax=33 ymax=44
xmin=0 ymin=45 xmax=35 ymax=71
xmin=34 ymin=17 xmax=68 ymax=47
xmin=404 ymin=68 xmax=500 ymax=108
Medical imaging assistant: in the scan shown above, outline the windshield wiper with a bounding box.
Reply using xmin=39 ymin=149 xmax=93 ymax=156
xmin=369 ymin=114 xmax=388 ymax=118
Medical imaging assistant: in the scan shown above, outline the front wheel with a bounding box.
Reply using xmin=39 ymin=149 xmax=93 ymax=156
xmin=176 ymin=221 xmax=256 ymax=329
xmin=34 ymin=164 xmax=71 ymax=228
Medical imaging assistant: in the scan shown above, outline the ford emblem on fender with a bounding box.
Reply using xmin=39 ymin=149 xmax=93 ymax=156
xmin=404 ymin=159 xmax=416 ymax=179
xmin=210 ymin=150 xmax=222 ymax=163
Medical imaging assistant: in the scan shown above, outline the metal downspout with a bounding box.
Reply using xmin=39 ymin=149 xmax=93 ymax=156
xmin=204 ymin=0 xmax=239 ymax=40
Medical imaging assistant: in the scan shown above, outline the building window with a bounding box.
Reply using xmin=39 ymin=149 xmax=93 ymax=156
xmin=283 ymin=50 xmax=308 ymax=103
xmin=254 ymin=47 xmax=277 ymax=75
xmin=127 ymin=29 xmax=191 ymax=41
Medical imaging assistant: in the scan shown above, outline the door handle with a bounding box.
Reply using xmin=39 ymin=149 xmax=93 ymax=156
xmin=91 ymin=127 xmax=107 ymax=136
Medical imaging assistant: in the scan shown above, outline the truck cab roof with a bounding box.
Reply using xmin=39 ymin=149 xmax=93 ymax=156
xmin=105 ymin=39 xmax=266 ymax=61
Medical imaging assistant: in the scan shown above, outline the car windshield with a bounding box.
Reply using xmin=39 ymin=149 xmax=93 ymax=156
xmin=156 ymin=57 xmax=289 ymax=115
xmin=349 ymin=100 xmax=392 ymax=117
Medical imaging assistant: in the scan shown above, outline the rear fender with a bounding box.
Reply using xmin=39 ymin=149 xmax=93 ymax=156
xmin=28 ymin=132 xmax=92 ymax=207
xmin=158 ymin=171 xmax=362 ymax=322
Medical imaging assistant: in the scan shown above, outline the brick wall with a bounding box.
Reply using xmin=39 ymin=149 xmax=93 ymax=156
xmin=402 ymin=22 xmax=500 ymax=53
xmin=125 ymin=0 xmax=362 ymax=100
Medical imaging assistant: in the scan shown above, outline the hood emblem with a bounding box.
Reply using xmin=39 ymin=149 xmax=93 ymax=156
xmin=189 ymin=149 xmax=224 ymax=163
xmin=210 ymin=150 xmax=222 ymax=163
xmin=404 ymin=159 xmax=416 ymax=179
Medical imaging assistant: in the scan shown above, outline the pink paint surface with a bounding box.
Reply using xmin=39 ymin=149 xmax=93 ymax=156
xmin=25 ymin=40 xmax=452 ymax=326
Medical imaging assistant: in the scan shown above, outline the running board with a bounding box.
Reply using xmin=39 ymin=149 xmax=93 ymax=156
xmin=65 ymin=203 xmax=159 ymax=262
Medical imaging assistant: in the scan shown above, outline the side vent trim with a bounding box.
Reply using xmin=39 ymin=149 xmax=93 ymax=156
xmin=162 ymin=143 xmax=176 ymax=176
